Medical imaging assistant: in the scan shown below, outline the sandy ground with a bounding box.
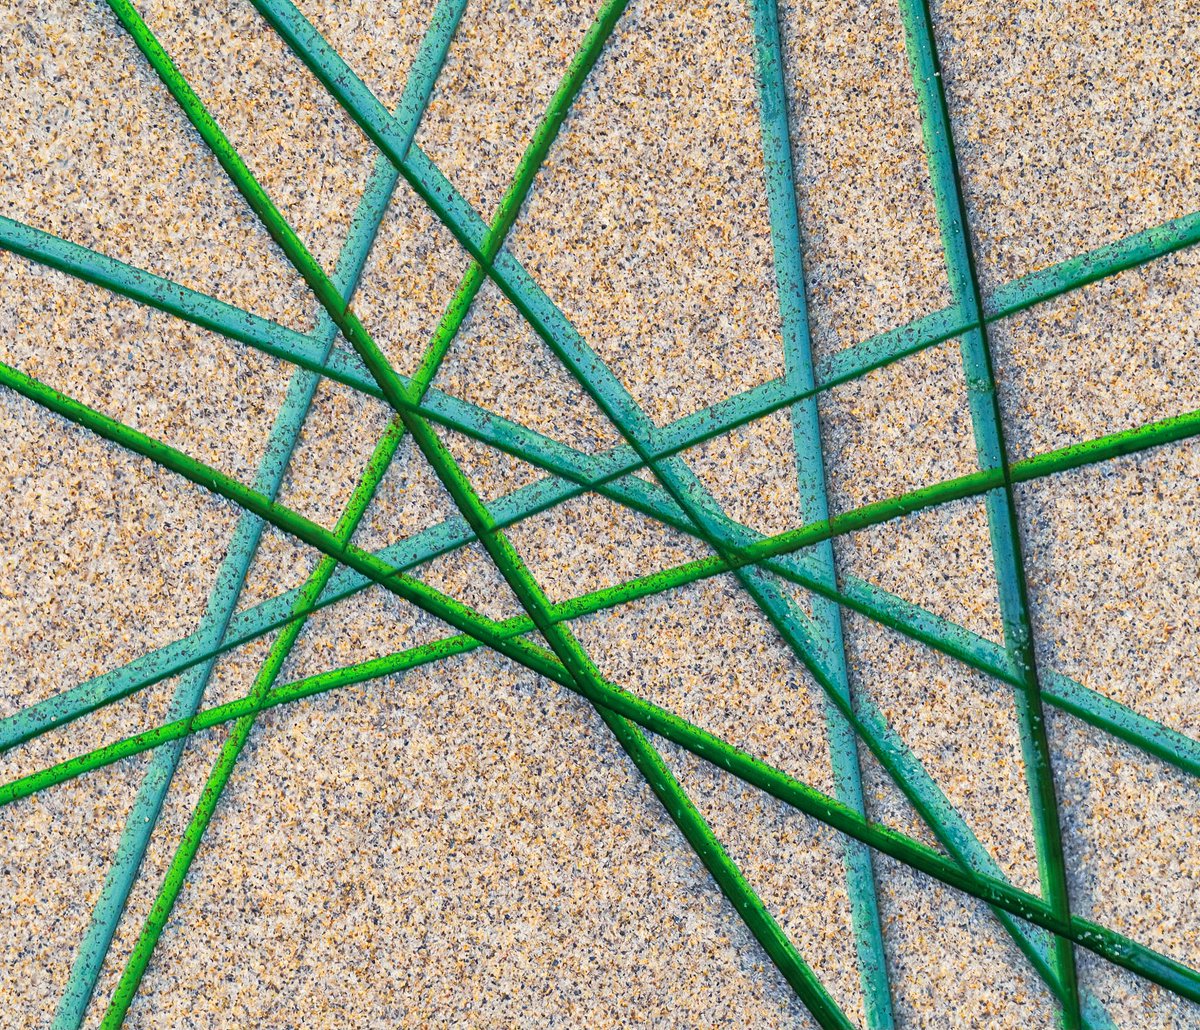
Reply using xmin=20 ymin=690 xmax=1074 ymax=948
xmin=1 ymin=0 xmax=1198 ymax=1026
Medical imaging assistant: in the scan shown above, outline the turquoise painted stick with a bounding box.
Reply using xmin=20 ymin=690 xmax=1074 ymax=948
xmin=897 ymin=2 xmax=1082 ymax=1024
xmin=51 ymin=89 xmax=401 ymax=1030
xmin=749 ymin=0 xmax=894 ymax=1021
xmin=90 ymin=1 xmax=853 ymax=1025
xmin=50 ymin=5 xmax=468 ymax=1024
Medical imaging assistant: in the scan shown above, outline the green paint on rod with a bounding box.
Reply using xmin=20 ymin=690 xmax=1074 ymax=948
xmin=0 ymin=0 xmax=1197 ymax=1022
xmin=90 ymin=1 xmax=854 ymax=1027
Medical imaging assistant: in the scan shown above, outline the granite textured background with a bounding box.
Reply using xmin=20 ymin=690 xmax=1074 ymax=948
xmin=1 ymin=0 xmax=1198 ymax=1026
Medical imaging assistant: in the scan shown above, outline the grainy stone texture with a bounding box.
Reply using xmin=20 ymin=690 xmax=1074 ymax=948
xmin=574 ymin=575 xmax=835 ymax=794
xmin=137 ymin=0 xmax=379 ymax=277
xmin=118 ymin=653 xmax=818 ymax=1028
xmin=432 ymin=280 xmax=621 ymax=456
xmin=351 ymin=178 xmax=475 ymax=381
xmin=1018 ymin=446 xmax=1200 ymax=740
xmin=292 ymin=0 xmax=432 ymax=113
xmin=993 ymin=246 xmax=1200 ymax=462
xmin=0 ymin=391 xmax=236 ymax=733
xmin=931 ymin=0 xmax=1200 ymax=298
xmin=506 ymin=489 xmax=707 ymax=605
xmin=507 ymin=0 xmax=785 ymax=429
xmin=0 ymin=0 xmax=318 ymax=331
xmin=415 ymin=0 xmax=598 ymax=221
xmin=1 ymin=0 xmax=1198 ymax=1025
xmin=818 ymin=340 xmax=978 ymax=516
xmin=0 ymin=252 xmax=291 ymax=487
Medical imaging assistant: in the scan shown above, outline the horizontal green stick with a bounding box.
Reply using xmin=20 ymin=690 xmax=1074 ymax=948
xmin=5 ymin=335 xmax=1200 ymax=997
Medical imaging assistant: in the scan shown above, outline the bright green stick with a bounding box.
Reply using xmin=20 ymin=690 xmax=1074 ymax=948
xmin=91 ymin=0 xmax=851 ymax=1025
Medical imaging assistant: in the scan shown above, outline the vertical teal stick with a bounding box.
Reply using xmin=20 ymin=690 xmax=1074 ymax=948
xmin=245 ymin=13 xmax=1131 ymax=1023
xmin=50 ymin=150 xmax=402 ymax=1030
xmin=895 ymin=2 xmax=1088 ymax=1027
xmin=749 ymin=0 xmax=895 ymax=1023
xmin=4 ymin=339 xmax=1200 ymax=1003
xmin=53 ymin=5 xmax=467 ymax=1024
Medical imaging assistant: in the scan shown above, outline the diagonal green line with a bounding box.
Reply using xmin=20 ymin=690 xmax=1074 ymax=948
xmin=5 ymin=335 xmax=1199 ymax=776
xmin=4 ymin=226 xmax=1195 ymax=1017
xmin=5 ymin=560 xmax=1199 ymax=1007
xmin=47 ymin=2 xmax=471 ymax=1023
xmin=8 ymin=391 xmax=1199 ymax=829
xmin=2 ymin=0 xmax=1190 ymax=1017
xmin=253 ymin=7 xmax=1200 ymax=1021
xmin=246 ymin=8 xmax=1164 ymax=1019
xmin=7 ymin=389 xmax=1200 ymax=784
xmin=1 ymin=330 xmax=1197 ymax=1002
xmin=897 ymin=3 xmax=1084 ymax=1026
xmin=88 ymin=1 xmax=851 ymax=1024
xmin=3 ymin=194 xmax=1198 ymax=489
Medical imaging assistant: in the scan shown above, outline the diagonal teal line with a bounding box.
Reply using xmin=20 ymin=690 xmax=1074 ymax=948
xmin=50 ymin=155 xmax=398 ymax=1030
xmin=50 ymin=5 xmax=466 ymax=1022
xmin=1 ymin=208 xmax=1196 ymax=753
xmin=245 ymin=11 xmax=1199 ymax=1013
xmin=248 ymin=6 xmax=1126 ymax=1020
xmin=749 ymin=0 xmax=895 ymax=1022
xmin=896 ymin=2 xmax=1086 ymax=1026
xmin=0 ymin=4 xmax=1195 ymax=1013
xmin=0 ymin=216 xmax=381 ymax=398
xmin=88 ymin=1 xmax=852 ymax=1024
xmin=3 ymin=199 xmax=1197 ymax=525
xmin=8 ymin=395 xmax=1199 ymax=783
xmin=236 ymin=6 xmax=873 ymax=1017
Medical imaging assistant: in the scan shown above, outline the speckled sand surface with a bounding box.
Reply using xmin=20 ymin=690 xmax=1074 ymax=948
xmin=1 ymin=0 xmax=1199 ymax=1026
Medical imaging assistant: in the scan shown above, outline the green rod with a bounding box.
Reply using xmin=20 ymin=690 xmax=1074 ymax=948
xmin=0 ymin=327 xmax=1193 ymax=1002
xmin=94 ymin=1 xmax=851 ymax=1025
xmin=4 ymin=348 xmax=1197 ymax=751
xmin=7 ymin=370 xmax=1199 ymax=790
xmin=6 ymin=595 xmax=1199 ymax=1006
